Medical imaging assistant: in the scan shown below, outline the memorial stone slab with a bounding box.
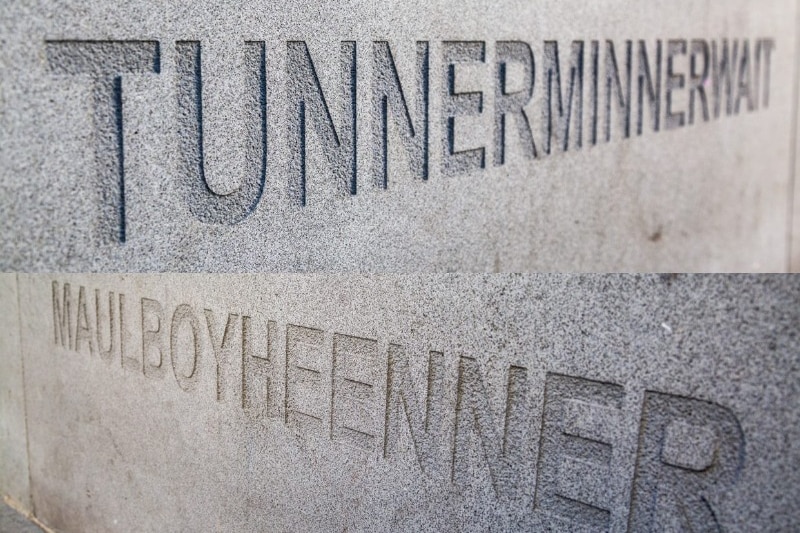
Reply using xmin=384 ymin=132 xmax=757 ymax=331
xmin=0 ymin=0 xmax=797 ymax=272
xmin=6 ymin=274 xmax=800 ymax=531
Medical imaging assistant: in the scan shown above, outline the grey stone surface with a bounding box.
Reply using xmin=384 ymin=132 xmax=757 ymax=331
xmin=7 ymin=274 xmax=800 ymax=531
xmin=0 ymin=501 xmax=42 ymax=533
xmin=1 ymin=1 xmax=797 ymax=272
xmin=0 ymin=275 xmax=31 ymax=512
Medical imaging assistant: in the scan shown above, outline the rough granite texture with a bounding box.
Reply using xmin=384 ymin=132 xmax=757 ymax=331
xmin=1 ymin=274 xmax=797 ymax=531
xmin=0 ymin=0 xmax=797 ymax=272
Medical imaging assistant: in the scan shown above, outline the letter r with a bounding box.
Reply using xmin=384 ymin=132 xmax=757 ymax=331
xmin=629 ymin=392 xmax=745 ymax=531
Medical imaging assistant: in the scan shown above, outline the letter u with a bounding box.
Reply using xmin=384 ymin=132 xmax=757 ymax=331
xmin=174 ymin=41 xmax=267 ymax=224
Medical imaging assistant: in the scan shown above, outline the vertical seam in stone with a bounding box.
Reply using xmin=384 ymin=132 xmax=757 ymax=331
xmin=787 ymin=0 xmax=800 ymax=272
xmin=14 ymin=274 xmax=35 ymax=516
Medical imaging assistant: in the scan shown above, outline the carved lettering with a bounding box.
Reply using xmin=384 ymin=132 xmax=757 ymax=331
xmin=41 ymin=36 xmax=778 ymax=238
xmin=371 ymin=41 xmax=430 ymax=187
xmin=174 ymin=41 xmax=267 ymax=224
xmin=604 ymin=40 xmax=632 ymax=141
xmin=688 ymin=40 xmax=710 ymax=124
xmin=119 ymin=292 xmax=139 ymax=372
xmin=757 ymin=39 xmax=775 ymax=108
xmin=628 ymin=392 xmax=746 ymax=532
xmin=74 ymin=285 xmax=94 ymax=356
xmin=285 ymin=324 xmax=329 ymax=435
xmin=589 ymin=40 xmax=600 ymax=145
xmin=494 ymin=40 xmax=536 ymax=164
xmin=46 ymin=278 xmax=753 ymax=531
xmin=665 ymin=40 xmax=687 ymax=130
xmin=331 ymin=334 xmax=381 ymax=450
xmin=52 ymin=281 xmax=73 ymax=350
xmin=735 ymin=40 xmax=755 ymax=114
xmin=242 ymin=316 xmax=282 ymax=419
xmin=712 ymin=40 xmax=738 ymax=118
xmin=441 ymin=41 xmax=486 ymax=175
xmin=141 ymin=297 xmax=167 ymax=379
xmin=170 ymin=304 xmax=202 ymax=392
xmin=542 ymin=40 xmax=582 ymax=154
xmin=535 ymin=374 xmax=625 ymax=530
xmin=452 ymin=357 xmax=529 ymax=498
xmin=204 ymin=309 xmax=239 ymax=402
xmin=384 ymin=345 xmax=448 ymax=478
xmin=636 ymin=40 xmax=662 ymax=135
xmin=95 ymin=289 xmax=118 ymax=363
xmin=45 ymin=41 xmax=161 ymax=243
xmin=286 ymin=41 xmax=357 ymax=206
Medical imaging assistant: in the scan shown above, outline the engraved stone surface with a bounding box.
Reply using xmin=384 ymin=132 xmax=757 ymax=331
xmin=0 ymin=1 xmax=797 ymax=271
xmin=3 ymin=274 xmax=798 ymax=531
xmin=0 ymin=274 xmax=31 ymax=511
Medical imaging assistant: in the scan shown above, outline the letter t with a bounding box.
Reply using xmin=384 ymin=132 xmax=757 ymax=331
xmin=46 ymin=40 xmax=160 ymax=243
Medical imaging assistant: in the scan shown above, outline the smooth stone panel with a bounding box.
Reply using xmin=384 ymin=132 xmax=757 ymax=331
xmin=0 ymin=1 xmax=796 ymax=272
xmin=16 ymin=274 xmax=800 ymax=531
xmin=0 ymin=274 xmax=31 ymax=511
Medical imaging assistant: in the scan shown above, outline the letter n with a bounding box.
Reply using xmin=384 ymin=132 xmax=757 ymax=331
xmin=453 ymin=356 xmax=530 ymax=499
xmin=286 ymin=41 xmax=357 ymax=206
xmin=371 ymin=41 xmax=429 ymax=187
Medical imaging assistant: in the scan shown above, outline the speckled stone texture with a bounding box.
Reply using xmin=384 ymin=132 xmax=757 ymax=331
xmin=0 ymin=0 xmax=797 ymax=272
xmin=2 ymin=274 xmax=797 ymax=531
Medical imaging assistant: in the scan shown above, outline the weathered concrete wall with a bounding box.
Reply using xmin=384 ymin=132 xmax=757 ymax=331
xmin=3 ymin=274 xmax=797 ymax=531
xmin=0 ymin=0 xmax=796 ymax=271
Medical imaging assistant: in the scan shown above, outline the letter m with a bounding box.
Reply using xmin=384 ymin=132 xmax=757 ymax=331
xmin=52 ymin=280 xmax=73 ymax=349
xmin=542 ymin=41 xmax=584 ymax=154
